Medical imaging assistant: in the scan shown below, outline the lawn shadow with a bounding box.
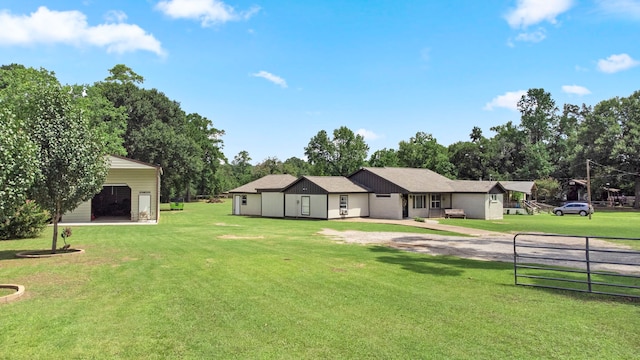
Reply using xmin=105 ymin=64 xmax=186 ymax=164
xmin=505 ymin=283 xmax=640 ymax=305
xmin=370 ymin=245 xmax=512 ymax=276
xmin=0 ymin=250 xmax=32 ymax=261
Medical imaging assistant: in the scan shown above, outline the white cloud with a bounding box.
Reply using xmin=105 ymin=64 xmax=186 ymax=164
xmin=252 ymin=71 xmax=287 ymax=88
xmin=484 ymin=90 xmax=527 ymax=111
xmin=0 ymin=6 xmax=165 ymax=56
xmin=596 ymin=0 xmax=640 ymax=18
xmin=514 ymin=28 xmax=546 ymax=43
xmin=597 ymin=53 xmax=640 ymax=73
xmin=105 ymin=10 xmax=127 ymax=23
xmin=562 ymin=85 xmax=591 ymax=96
xmin=356 ymin=129 xmax=381 ymax=141
xmin=156 ymin=0 xmax=260 ymax=27
xmin=505 ymin=0 xmax=574 ymax=28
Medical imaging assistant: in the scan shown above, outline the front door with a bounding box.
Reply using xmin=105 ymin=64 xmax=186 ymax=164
xmin=234 ymin=195 xmax=241 ymax=215
xmin=402 ymin=194 xmax=409 ymax=218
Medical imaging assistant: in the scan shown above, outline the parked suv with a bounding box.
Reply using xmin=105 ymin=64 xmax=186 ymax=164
xmin=553 ymin=203 xmax=594 ymax=216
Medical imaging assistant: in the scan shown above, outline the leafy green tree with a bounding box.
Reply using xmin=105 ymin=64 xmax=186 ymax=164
xmin=27 ymin=79 xmax=108 ymax=251
xmin=535 ymin=178 xmax=561 ymax=202
xmin=71 ymin=84 xmax=127 ymax=156
xmin=305 ymin=126 xmax=369 ymax=176
xmin=186 ymin=113 xmax=226 ymax=196
xmin=518 ymin=88 xmax=558 ymax=144
xmin=397 ymin=132 xmax=454 ymax=177
xmin=253 ymin=157 xmax=284 ymax=178
xmin=231 ymin=150 xmax=254 ymax=185
xmin=0 ymin=109 xmax=39 ymax=225
xmin=283 ymin=157 xmax=310 ymax=177
xmin=368 ymin=148 xmax=399 ymax=167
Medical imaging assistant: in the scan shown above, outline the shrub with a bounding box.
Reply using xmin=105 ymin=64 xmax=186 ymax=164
xmin=414 ymin=217 xmax=425 ymax=223
xmin=0 ymin=200 xmax=49 ymax=240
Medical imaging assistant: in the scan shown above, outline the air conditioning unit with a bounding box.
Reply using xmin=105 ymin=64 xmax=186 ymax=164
xmin=340 ymin=209 xmax=348 ymax=215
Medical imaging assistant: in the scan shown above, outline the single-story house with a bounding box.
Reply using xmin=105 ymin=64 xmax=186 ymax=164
xmin=500 ymin=181 xmax=537 ymax=214
xmin=281 ymin=176 xmax=370 ymax=219
xmin=62 ymin=155 xmax=162 ymax=223
xmin=229 ymin=167 xmax=506 ymax=220
xmin=228 ymin=174 xmax=297 ymax=217
xmin=349 ymin=167 xmax=506 ymax=220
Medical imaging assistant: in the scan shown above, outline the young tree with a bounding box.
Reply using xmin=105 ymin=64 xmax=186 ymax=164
xmin=28 ymin=81 xmax=109 ymax=252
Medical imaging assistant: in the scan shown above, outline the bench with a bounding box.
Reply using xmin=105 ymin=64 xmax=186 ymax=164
xmin=444 ymin=209 xmax=466 ymax=219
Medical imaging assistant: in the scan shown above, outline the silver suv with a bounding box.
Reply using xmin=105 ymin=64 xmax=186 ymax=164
xmin=553 ymin=203 xmax=594 ymax=216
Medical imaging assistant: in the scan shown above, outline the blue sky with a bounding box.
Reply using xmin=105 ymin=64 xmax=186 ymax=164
xmin=1 ymin=0 xmax=639 ymax=164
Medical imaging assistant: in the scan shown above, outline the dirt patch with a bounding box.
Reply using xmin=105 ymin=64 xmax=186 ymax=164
xmin=318 ymin=229 xmax=640 ymax=274
xmin=218 ymin=235 xmax=264 ymax=240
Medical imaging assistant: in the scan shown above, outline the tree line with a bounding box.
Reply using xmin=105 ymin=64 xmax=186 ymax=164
xmin=2 ymin=63 xmax=639 ymax=223
xmin=233 ymin=88 xmax=640 ymax=208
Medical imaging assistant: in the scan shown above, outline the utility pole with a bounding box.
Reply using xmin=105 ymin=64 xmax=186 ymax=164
xmin=586 ymin=159 xmax=592 ymax=220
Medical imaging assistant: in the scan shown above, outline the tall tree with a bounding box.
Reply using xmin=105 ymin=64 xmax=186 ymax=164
xmin=368 ymin=148 xmax=399 ymax=167
xmin=517 ymin=88 xmax=558 ymax=144
xmin=305 ymin=126 xmax=369 ymax=176
xmin=283 ymin=157 xmax=310 ymax=177
xmin=231 ymin=150 xmax=254 ymax=185
xmin=397 ymin=132 xmax=454 ymax=177
xmin=253 ymin=157 xmax=285 ymax=178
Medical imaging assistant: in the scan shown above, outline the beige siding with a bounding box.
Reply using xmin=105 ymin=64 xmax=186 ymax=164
xmin=62 ymin=200 xmax=92 ymax=222
xmin=106 ymin=169 xmax=159 ymax=221
xmin=261 ymin=192 xmax=284 ymax=217
xmin=369 ymin=193 xmax=403 ymax=220
xmin=407 ymin=194 xmax=429 ymax=219
xmin=327 ymin=193 xmax=369 ymax=219
xmin=451 ymin=193 xmax=503 ymax=220
xmin=285 ymin=194 xmax=328 ymax=219
xmin=486 ymin=194 xmax=504 ymax=220
xmin=239 ymin=194 xmax=262 ymax=216
xmin=61 ymin=167 xmax=160 ymax=223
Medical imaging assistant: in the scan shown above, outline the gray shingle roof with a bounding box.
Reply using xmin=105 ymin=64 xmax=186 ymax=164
xmin=450 ymin=180 xmax=503 ymax=193
xmin=358 ymin=167 xmax=455 ymax=192
xmin=228 ymin=174 xmax=297 ymax=193
xmin=499 ymin=181 xmax=536 ymax=194
xmin=303 ymin=176 xmax=370 ymax=193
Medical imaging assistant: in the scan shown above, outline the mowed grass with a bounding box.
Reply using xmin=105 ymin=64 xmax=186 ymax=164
xmin=1 ymin=202 xmax=639 ymax=359
xmin=444 ymin=210 xmax=640 ymax=238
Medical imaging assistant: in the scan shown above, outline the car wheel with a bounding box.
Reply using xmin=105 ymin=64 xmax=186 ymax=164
xmin=579 ymin=210 xmax=587 ymax=216
xmin=555 ymin=210 xmax=563 ymax=216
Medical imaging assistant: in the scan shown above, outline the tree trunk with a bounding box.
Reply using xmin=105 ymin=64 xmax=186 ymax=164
xmin=51 ymin=206 xmax=60 ymax=253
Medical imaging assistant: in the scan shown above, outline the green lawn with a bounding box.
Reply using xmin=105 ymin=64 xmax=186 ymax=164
xmin=444 ymin=210 xmax=640 ymax=239
xmin=1 ymin=202 xmax=638 ymax=359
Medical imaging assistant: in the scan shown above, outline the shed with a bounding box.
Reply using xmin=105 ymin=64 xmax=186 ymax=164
xmin=62 ymin=155 xmax=162 ymax=223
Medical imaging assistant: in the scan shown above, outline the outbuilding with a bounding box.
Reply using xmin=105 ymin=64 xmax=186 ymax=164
xmin=62 ymin=155 xmax=162 ymax=223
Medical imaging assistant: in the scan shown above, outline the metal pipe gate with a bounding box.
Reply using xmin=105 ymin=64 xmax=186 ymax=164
xmin=513 ymin=233 xmax=640 ymax=298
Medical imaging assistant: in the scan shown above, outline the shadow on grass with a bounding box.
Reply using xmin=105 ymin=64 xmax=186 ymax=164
xmin=370 ymin=245 xmax=512 ymax=276
xmin=0 ymin=250 xmax=32 ymax=261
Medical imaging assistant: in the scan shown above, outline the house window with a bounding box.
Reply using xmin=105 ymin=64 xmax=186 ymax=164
xmin=431 ymin=194 xmax=441 ymax=209
xmin=413 ymin=195 xmax=427 ymax=209
xmin=490 ymin=194 xmax=498 ymax=202
xmin=241 ymin=195 xmax=247 ymax=205
xmin=301 ymin=196 xmax=310 ymax=216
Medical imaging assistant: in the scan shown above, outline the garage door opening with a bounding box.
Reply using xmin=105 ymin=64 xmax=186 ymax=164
xmin=91 ymin=185 xmax=132 ymax=221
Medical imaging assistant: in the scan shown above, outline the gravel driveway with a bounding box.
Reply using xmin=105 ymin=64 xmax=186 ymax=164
xmin=319 ymin=226 xmax=640 ymax=275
